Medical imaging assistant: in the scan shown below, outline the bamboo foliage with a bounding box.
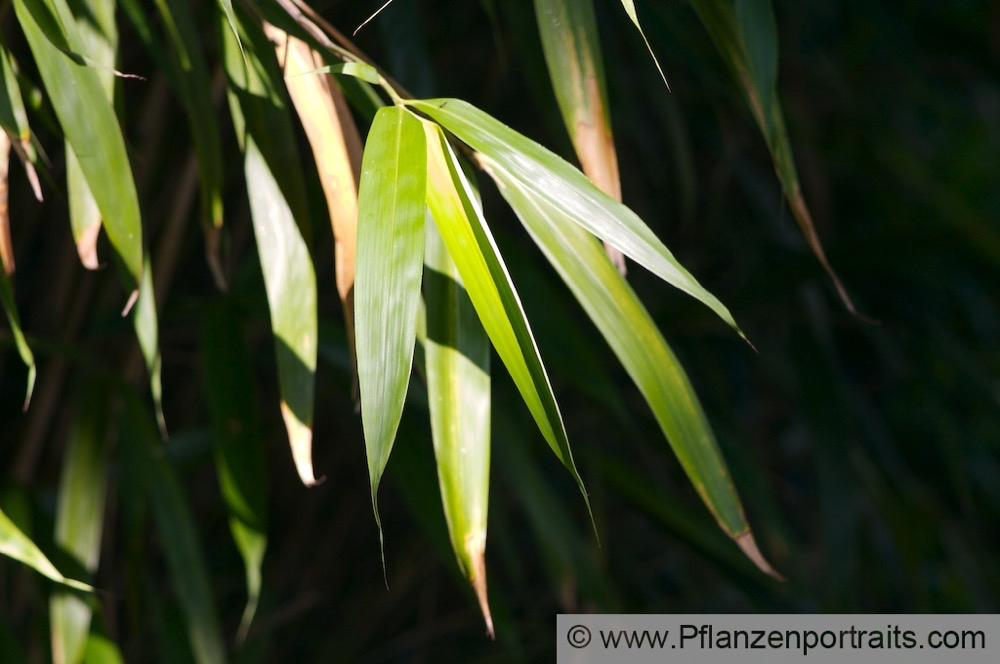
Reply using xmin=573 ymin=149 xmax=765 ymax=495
xmin=0 ymin=0 xmax=815 ymax=652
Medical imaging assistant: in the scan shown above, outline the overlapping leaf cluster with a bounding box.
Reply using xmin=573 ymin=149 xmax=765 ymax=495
xmin=0 ymin=0 xmax=818 ymax=657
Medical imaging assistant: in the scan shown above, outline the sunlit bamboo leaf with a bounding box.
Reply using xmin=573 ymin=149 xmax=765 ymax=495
xmin=268 ymin=24 xmax=363 ymax=399
xmin=618 ymin=0 xmax=669 ymax=88
xmin=120 ymin=393 xmax=225 ymax=664
xmin=534 ymin=0 xmax=626 ymax=272
xmin=0 ymin=506 xmax=92 ymax=593
xmin=690 ymin=0 xmax=857 ymax=313
xmin=80 ymin=633 xmax=125 ymax=664
xmin=13 ymin=0 xmax=143 ymax=289
xmin=50 ymin=380 xmax=110 ymax=664
xmin=0 ymin=265 xmax=35 ymax=408
xmin=283 ymin=61 xmax=380 ymax=85
xmin=422 ymin=120 xmax=593 ymax=522
xmin=355 ymin=105 xmax=426 ymax=547
xmin=201 ymin=302 xmax=267 ymax=643
xmin=489 ymin=166 xmax=779 ymax=576
xmin=424 ymin=218 xmax=493 ymax=636
xmin=222 ymin=7 xmax=319 ymax=486
xmin=411 ymin=98 xmax=745 ymax=339
xmin=64 ymin=0 xmax=116 ymax=271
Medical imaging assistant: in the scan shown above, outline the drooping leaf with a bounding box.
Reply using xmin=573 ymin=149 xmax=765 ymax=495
xmin=690 ymin=0 xmax=857 ymax=313
xmin=267 ymin=24 xmax=363 ymax=398
xmin=422 ymin=119 xmax=592 ymax=523
xmin=64 ymin=0 xmax=117 ymax=271
xmin=0 ymin=506 xmax=92 ymax=593
xmin=0 ymin=263 xmax=35 ymax=409
xmin=201 ymin=302 xmax=267 ymax=643
xmin=618 ymin=0 xmax=669 ymax=88
xmin=119 ymin=393 xmax=225 ymax=664
xmin=133 ymin=249 xmax=165 ymax=434
xmin=13 ymin=0 xmax=143 ymax=289
xmin=534 ymin=0 xmax=627 ymax=272
xmin=222 ymin=7 xmax=319 ymax=486
xmin=50 ymin=380 xmax=111 ymax=664
xmin=489 ymin=165 xmax=779 ymax=575
xmin=423 ymin=216 xmax=493 ymax=636
xmin=355 ymin=105 xmax=426 ymax=547
xmin=411 ymin=98 xmax=744 ymax=339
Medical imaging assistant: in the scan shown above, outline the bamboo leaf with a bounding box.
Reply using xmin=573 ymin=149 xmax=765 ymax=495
xmin=0 ymin=44 xmax=42 ymax=201
xmin=422 ymin=120 xmax=592 ymax=523
xmin=423 ymin=218 xmax=494 ymax=636
xmin=411 ymin=98 xmax=745 ymax=339
xmin=618 ymin=0 xmax=669 ymax=88
xmin=0 ymin=507 xmax=93 ymax=593
xmin=267 ymin=24 xmax=363 ymax=399
xmin=0 ymin=265 xmax=35 ymax=409
xmin=489 ymin=166 xmax=779 ymax=576
xmin=133 ymin=249 xmax=165 ymax=433
xmin=64 ymin=0 xmax=116 ymax=271
xmin=355 ymin=105 xmax=426 ymax=547
xmin=120 ymin=393 xmax=225 ymax=664
xmin=13 ymin=0 xmax=143 ymax=289
xmin=223 ymin=7 xmax=319 ymax=486
xmin=283 ymin=61 xmax=380 ymax=85
xmin=690 ymin=0 xmax=857 ymax=313
xmin=0 ymin=133 xmax=14 ymax=275
xmin=50 ymin=380 xmax=111 ymax=664
xmin=201 ymin=302 xmax=267 ymax=643
xmin=534 ymin=0 xmax=626 ymax=272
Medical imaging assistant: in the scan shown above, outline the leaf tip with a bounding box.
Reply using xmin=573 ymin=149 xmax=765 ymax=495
xmin=280 ymin=402 xmax=322 ymax=486
xmin=465 ymin=533 xmax=494 ymax=639
xmin=735 ymin=531 xmax=783 ymax=580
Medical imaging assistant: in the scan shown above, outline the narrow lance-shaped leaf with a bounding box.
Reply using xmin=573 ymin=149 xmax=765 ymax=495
xmin=119 ymin=393 xmax=225 ymax=664
xmin=534 ymin=0 xmax=626 ymax=272
xmin=0 ymin=43 xmax=42 ymax=201
xmin=424 ymin=213 xmax=494 ymax=636
xmin=133 ymin=249 xmax=165 ymax=433
xmin=13 ymin=0 xmax=143 ymax=290
xmin=201 ymin=303 xmax=267 ymax=643
xmin=0 ymin=507 xmax=93 ymax=593
xmin=690 ymin=0 xmax=857 ymax=313
xmin=222 ymin=7 xmax=319 ymax=485
xmin=0 ymin=255 xmax=35 ymax=409
xmin=618 ymin=0 xmax=669 ymax=88
xmin=267 ymin=24 xmax=363 ymax=397
xmin=422 ymin=119 xmax=593 ymax=523
xmin=411 ymin=98 xmax=745 ymax=339
xmin=0 ymin=132 xmax=15 ymax=275
xmin=50 ymin=380 xmax=111 ymax=664
xmin=65 ymin=0 xmax=117 ymax=271
xmin=355 ymin=106 xmax=426 ymax=550
xmin=489 ymin=164 xmax=779 ymax=576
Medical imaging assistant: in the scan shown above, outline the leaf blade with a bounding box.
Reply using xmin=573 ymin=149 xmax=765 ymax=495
xmin=355 ymin=105 xmax=427 ymax=538
xmin=411 ymin=98 xmax=744 ymax=338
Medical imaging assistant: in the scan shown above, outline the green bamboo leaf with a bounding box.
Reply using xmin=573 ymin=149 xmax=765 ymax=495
xmin=120 ymin=393 xmax=225 ymax=664
xmin=64 ymin=0 xmax=116 ymax=271
xmin=201 ymin=303 xmax=267 ymax=643
xmin=50 ymin=380 xmax=111 ymax=664
xmin=410 ymin=98 xmax=744 ymax=339
xmin=534 ymin=0 xmax=626 ymax=272
xmin=13 ymin=0 xmax=143 ymax=289
xmin=690 ymin=0 xmax=857 ymax=313
xmin=422 ymin=120 xmax=593 ymax=523
xmin=618 ymin=0 xmax=669 ymax=88
xmin=0 ymin=506 xmax=93 ymax=593
xmin=133 ymin=250 xmax=165 ymax=433
xmin=423 ymin=219 xmax=493 ymax=636
xmin=284 ymin=61 xmax=380 ymax=85
xmin=0 ymin=45 xmax=32 ymax=141
xmin=489 ymin=166 xmax=779 ymax=576
xmin=355 ymin=106 xmax=426 ymax=547
xmin=81 ymin=633 xmax=125 ymax=664
xmin=0 ymin=270 xmax=35 ymax=408
xmin=223 ymin=7 xmax=319 ymax=486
